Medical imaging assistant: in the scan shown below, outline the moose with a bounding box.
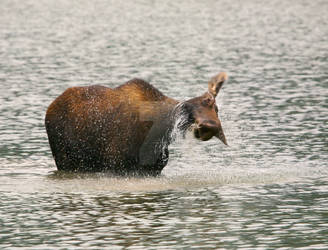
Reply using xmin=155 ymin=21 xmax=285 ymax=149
xmin=45 ymin=72 xmax=228 ymax=176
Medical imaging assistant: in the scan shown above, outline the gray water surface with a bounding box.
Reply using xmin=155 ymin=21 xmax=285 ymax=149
xmin=1 ymin=0 xmax=328 ymax=249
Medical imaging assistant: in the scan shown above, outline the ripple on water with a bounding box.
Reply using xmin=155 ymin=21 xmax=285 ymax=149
xmin=1 ymin=0 xmax=328 ymax=248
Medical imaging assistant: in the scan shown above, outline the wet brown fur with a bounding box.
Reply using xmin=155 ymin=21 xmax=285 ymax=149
xmin=45 ymin=74 xmax=227 ymax=176
xmin=46 ymin=79 xmax=178 ymax=175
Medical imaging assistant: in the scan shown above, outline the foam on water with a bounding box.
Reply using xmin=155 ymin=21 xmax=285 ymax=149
xmin=1 ymin=151 xmax=327 ymax=194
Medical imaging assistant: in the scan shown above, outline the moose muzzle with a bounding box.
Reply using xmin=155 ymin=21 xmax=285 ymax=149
xmin=194 ymin=119 xmax=228 ymax=145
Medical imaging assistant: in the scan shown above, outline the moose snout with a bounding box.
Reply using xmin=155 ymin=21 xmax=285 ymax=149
xmin=193 ymin=119 xmax=228 ymax=145
xmin=194 ymin=119 xmax=219 ymax=141
xmin=197 ymin=120 xmax=219 ymax=134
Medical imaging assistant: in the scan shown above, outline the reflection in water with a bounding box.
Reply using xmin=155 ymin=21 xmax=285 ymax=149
xmin=1 ymin=0 xmax=328 ymax=248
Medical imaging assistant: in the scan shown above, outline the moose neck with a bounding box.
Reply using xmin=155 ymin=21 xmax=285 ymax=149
xmin=139 ymin=99 xmax=190 ymax=144
xmin=160 ymin=100 xmax=195 ymax=144
xmin=137 ymin=99 xmax=193 ymax=170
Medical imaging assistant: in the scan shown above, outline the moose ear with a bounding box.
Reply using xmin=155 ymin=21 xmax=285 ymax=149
xmin=208 ymin=72 xmax=228 ymax=97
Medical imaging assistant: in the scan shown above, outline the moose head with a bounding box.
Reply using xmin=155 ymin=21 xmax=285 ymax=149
xmin=179 ymin=72 xmax=228 ymax=145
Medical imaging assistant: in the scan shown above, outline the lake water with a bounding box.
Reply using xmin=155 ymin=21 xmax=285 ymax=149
xmin=1 ymin=0 xmax=328 ymax=248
